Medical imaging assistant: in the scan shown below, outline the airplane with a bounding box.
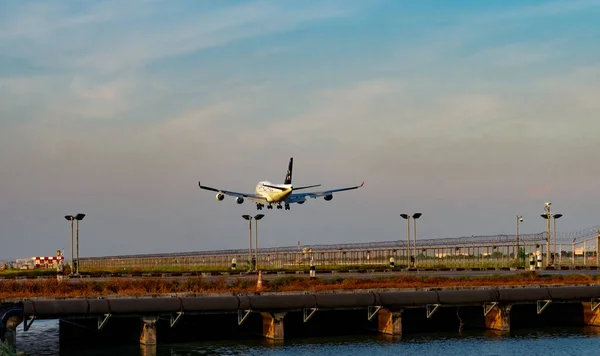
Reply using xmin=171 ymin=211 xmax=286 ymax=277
xmin=198 ymin=157 xmax=364 ymax=211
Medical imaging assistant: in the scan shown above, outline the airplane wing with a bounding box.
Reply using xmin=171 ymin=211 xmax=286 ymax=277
xmin=288 ymin=182 xmax=364 ymax=202
xmin=198 ymin=182 xmax=267 ymax=203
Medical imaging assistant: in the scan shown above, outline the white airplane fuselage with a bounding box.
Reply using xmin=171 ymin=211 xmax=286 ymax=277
xmin=255 ymin=181 xmax=292 ymax=202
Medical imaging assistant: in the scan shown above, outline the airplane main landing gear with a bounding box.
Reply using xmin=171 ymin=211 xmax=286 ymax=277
xmin=284 ymin=203 xmax=290 ymax=210
xmin=267 ymin=204 xmax=273 ymax=210
xmin=276 ymin=203 xmax=283 ymax=210
xmin=256 ymin=203 xmax=264 ymax=210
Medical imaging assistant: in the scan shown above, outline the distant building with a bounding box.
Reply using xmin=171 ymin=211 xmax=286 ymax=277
xmin=31 ymin=256 xmax=65 ymax=269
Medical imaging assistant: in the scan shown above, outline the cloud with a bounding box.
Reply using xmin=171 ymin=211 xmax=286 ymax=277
xmin=0 ymin=0 xmax=355 ymax=74
xmin=0 ymin=0 xmax=360 ymax=124
xmin=492 ymin=0 xmax=600 ymax=19
xmin=2 ymin=1 xmax=600 ymax=259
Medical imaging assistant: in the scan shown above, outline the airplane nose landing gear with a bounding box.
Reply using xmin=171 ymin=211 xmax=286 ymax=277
xmin=284 ymin=203 xmax=290 ymax=210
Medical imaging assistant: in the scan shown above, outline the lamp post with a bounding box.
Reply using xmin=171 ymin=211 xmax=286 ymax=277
xmin=540 ymin=202 xmax=552 ymax=267
xmin=412 ymin=213 xmax=422 ymax=267
xmin=552 ymin=213 xmax=562 ymax=265
xmin=400 ymin=214 xmax=411 ymax=267
xmin=254 ymin=214 xmax=265 ymax=271
xmin=516 ymin=215 xmax=523 ymax=264
xmin=64 ymin=215 xmax=75 ymax=275
xmin=65 ymin=213 xmax=85 ymax=276
xmin=242 ymin=215 xmax=253 ymax=268
xmin=74 ymin=213 xmax=85 ymax=275
xmin=572 ymin=238 xmax=576 ymax=266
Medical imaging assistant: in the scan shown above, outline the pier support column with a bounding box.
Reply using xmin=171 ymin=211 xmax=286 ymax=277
xmin=3 ymin=315 xmax=23 ymax=351
xmin=377 ymin=309 xmax=403 ymax=335
xmin=261 ymin=312 xmax=286 ymax=341
xmin=140 ymin=316 xmax=158 ymax=346
xmin=583 ymin=302 xmax=600 ymax=326
xmin=484 ymin=304 xmax=512 ymax=332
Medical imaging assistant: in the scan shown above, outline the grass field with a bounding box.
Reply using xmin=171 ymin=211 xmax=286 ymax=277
xmin=1 ymin=273 xmax=598 ymax=299
xmin=0 ymin=264 xmax=402 ymax=278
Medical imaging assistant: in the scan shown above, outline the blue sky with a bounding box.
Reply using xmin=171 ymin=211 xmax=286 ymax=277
xmin=1 ymin=0 xmax=600 ymax=260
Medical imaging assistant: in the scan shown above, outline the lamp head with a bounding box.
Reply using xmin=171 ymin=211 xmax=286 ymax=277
xmin=254 ymin=214 xmax=265 ymax=220
xmin=553 ymin=213 xmax=563 ymax=219
xmin=242 ymin=215 xmax=251 ymax=220
xmin=400 ymin=214 xmax=409 ymax=219
xmin=412 ymin=213 xmax=422 ymax=219
xmin=518 ymin=216 xmax=523 ymax=222
xmin=75 ymin=213 xmax=86 ymax=220
xmin=64 ymin=215 xmax=74 ymax=221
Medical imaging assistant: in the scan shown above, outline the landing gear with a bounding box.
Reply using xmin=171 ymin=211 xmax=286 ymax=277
xmin=260 ymin=202 xmax=290 ymax=211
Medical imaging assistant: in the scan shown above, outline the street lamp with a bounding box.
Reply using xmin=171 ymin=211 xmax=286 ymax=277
xmin=254 ymin=214 xmax=265 ymax=271
xmin=400 ymin=214 xmax=411 ymax=267
xmin=572 ymin=238 xmax=576 ymax=266
xmin=552 ymin=213 xmax=562 ymax=265
xmin=516 ymin=215 xmax=523 ymax=264
xmin=540 ymin=202 xmax=552 ymax=267
xmin=412 ymin=213 xmax=422 ymax=267
xmin=74 ymin=213 xmax=85 ymax=275
xmin=401 ymin=213 xmax=422 ymax=268
xmin=65 ymin=213 xmax=85 ymax=276
xmin=64 ymin=215 xmax=75 ymax=275
xmin=242 ymin=215 xmax=253 ymax=268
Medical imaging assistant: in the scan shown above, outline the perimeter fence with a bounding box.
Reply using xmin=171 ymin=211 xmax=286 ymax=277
xmin=78 ymin=227 xmax=600 ymax=271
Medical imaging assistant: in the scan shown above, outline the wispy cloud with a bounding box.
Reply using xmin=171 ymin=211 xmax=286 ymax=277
xmin=0 ymin=0 xmax=355 ymax=74
xmin=492 ymin=0 xmax=600 ymax=19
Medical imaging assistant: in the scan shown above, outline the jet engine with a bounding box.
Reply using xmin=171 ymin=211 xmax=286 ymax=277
xmin=236 ymin=197 xmax=244 ymax=204
xmin=216 ymin=193 xmax=225 ymax=201
xmin=324 ymin=194 xmax=333 ymax=201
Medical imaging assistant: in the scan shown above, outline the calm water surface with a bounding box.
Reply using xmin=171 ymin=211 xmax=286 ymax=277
xmin=15 ymin=320 xmax=600 ymax=356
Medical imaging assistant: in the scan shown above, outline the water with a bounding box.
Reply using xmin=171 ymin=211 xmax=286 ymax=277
xmin=14 ymin=320 xmax=600 ymax=356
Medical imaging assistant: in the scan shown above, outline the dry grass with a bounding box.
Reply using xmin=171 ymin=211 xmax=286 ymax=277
xmin=1 ymin=273 xmax=597 ymax=299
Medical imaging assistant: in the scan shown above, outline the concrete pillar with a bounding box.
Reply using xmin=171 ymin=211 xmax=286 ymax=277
xmin=3 ymin=315 xmax=23 ymax=351
xmin=261 ymin=312 xmax=286 ymax=340
xmin=582 ymin=302 xmax=600 ymax=326
xmin=377 ymin=308 xmax=402 ymax=335
xmin=484 ymin=304 xmax=512 ymax=332
xmin=140 ymin=317 xmax=158 ymax=346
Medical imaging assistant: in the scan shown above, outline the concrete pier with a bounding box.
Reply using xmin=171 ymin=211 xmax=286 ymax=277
xmin=583 ymin=301 xmax=600 ymax=326
xmin=140 ymin=317 xmax=158 ymax=345
xmin=377 ymin=309 xmax=402 ymax=335
xmin=3 ymin=315 xmax=23 ymax=351
xmin=261 ymin=312 xmax=286 ymax=341
xmin=483 ymin=304 xmax=512 ymax=332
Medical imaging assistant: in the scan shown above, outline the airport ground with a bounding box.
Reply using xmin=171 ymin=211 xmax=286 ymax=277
xmin=2 ymin=268 xmax=600 ymax=300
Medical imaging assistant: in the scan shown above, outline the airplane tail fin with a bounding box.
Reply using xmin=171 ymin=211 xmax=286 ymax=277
xmin=284 ymin=157 xmax=293 ymax=185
